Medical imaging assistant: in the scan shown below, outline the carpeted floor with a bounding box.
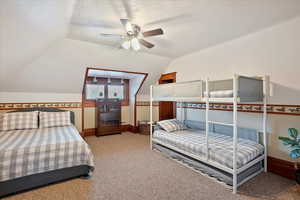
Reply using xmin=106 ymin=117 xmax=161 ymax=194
xmin=3 ymin=132 xmax=300 ymax=200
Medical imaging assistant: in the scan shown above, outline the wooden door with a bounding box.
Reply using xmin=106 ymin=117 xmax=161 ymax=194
xmin=158 ymin=72 xmax=176 ymax=121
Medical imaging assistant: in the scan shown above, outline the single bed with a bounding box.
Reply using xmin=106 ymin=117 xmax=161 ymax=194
xmin=153 ymin=129 xmax=264 ymax=169
xmin=0 ymin=108 xmax=94 ymax=197
xmin=152 ymin=122 xmax=264 ymax=186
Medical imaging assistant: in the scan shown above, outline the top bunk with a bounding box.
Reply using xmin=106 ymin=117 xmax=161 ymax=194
xmin=151 ymin=75 xmax=268 ymax=103
xmin=151 ymin=80 xmax=203 ymax=102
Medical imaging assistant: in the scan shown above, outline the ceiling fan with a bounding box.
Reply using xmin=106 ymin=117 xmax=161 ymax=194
xmin=98 ymin=19 xmax=164 ymax=51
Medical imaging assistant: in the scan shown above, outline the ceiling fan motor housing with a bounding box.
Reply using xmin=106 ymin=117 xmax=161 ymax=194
xmin=127 ymin=24 xmax=141 ymax=37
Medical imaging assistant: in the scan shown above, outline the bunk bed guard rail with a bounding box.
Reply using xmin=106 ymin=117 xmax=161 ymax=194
xmin=151 ymin=80 xmax=203 ymax=102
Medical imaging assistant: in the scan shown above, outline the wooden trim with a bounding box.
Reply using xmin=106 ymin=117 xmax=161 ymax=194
xmin=159 ymin=72 xmax=177 ymax=121
xmin=136 ymin=104 xmax=159 ymax=107
xmin=267 ymin=156 xmax=296 ymax=180
xmin=121 ymin=124 xmax=130 ymax=132
xmin=82 ymin=68 xmax=90 ymax=132
xmin=158 ymin=72 xmax=177 ymax=82
xmin=134 ymin=73 xmax=148 ymax=127
xmin=129 ymin=125 xmax=139 ymax=133
xmin=87 ymin=67 xmax=148 ymax=76
xmin=83 ymin=125 xmax=132 ymax=137
xmin=124 ymin=79 xmax=130 ymax=106
xmin=83 ymin=128 xmax=96 ymax=137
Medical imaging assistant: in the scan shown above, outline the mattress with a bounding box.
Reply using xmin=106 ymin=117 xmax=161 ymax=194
xmin=0 ymin=125 xmax=94 ymax=182
xmin=153 ymin=129 xmax=264 ymax=169
xmin=204 ymin=90 xmax=233 ymax=98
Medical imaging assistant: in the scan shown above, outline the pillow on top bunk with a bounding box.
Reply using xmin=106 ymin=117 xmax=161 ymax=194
xmin=0 ymin=111 xmax=39 ymax=131
xmin=157 ymin=119 xmax=187 ymax=132
xmin=39 ymin=111 xmax=71 ymax=128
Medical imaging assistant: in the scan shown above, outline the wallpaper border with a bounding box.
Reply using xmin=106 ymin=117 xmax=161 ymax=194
xmin=0 ymin=102 xmax=82 ymax=110
xmin=136 ymin=101 xmax=300 ymax=116
xmin=2 ymin=101 xmax=300 ymax=116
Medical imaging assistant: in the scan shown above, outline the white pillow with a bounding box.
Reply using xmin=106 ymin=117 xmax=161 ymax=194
xmin=157 ymin=119 xmax=187 ymax=132
xmin=39 ymin=111 xmax=72 ymax=128
xmin=0 ymin=111 xmax=39 ymax=131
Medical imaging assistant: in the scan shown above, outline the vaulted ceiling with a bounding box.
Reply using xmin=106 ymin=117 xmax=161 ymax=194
xmin=0 ymin=0 xmax=300 ymax=94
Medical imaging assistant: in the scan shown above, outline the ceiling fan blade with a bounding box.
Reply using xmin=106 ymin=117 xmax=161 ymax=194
xmin=120 ymin=19 xmax=133 ymax=33
xmin=98 ymin=33 xmax=125 ymax=39
xmin=139 ymin=39 xmax=154 ymax=48
xmin=142 ymin=28 xmax=164 ymax=37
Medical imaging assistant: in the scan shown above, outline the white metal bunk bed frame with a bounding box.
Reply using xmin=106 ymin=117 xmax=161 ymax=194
xmin=149 ymin=75 xmax=269 ymax=194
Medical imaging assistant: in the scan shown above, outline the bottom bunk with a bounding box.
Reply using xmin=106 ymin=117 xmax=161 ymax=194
xmin=152 ymin=142 xmax=263 ymax=187
xmin=151 ymin=120 xmax=265 ymax=189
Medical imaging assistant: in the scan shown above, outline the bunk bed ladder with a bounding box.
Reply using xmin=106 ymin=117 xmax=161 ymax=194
xmin=206 ymin=77 xmax=238 ymax=194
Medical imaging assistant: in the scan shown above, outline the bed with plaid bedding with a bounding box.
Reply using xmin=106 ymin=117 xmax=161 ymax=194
xmin=153 ymin=129 xmax=264 ymax=169
xmin=0 ymin=125 xmax=94 ymax=182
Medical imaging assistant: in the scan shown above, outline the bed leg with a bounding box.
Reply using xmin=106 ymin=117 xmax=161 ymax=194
xmin=81 ymin=174 xmax=91 ymax=179
xmin=232 ymin=185 xmax=237 ymax=194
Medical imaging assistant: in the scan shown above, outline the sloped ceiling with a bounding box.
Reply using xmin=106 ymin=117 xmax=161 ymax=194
xmin=1 ymin=0 xmax=300 ymax=94
xmin=0 ymin=0 xmax=170 ymax=94
xmin=0 ymin=0 xmax=76 ymax=91
xmin=3 ymin=38 xmax=170 ymax=94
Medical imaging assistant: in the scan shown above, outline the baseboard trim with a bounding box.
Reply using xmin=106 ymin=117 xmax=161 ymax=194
xmin=83 ymin=128 xmax=96 ymax=137
xmin=84 ymin=125 xmax=135 ymax=137
xmin=129 ymin=125 xmax=139 ymax=133
xmin=267 ymin=156 xmax=296 ymax=180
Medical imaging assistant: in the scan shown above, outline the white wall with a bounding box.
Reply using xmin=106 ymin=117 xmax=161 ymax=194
xmin=167 ymin=16 xmax=300 ymax=105
xmin=0 ymin=92 xmax=81 ymax=103
xmin=166 ymin=16 xmax=300 ymax=162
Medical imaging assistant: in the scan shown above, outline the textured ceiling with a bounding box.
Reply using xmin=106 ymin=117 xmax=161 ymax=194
xmin=0 ymin=0 xmax=170 ymax=94
xmin=1 ymin=0 xmax=300 ymax=94
xmin=69 ymin=0 xmax=300 ymax=58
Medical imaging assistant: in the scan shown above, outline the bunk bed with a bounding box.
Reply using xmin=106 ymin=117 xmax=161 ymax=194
xmin=150 ymin=75 xmax=269 ymax=194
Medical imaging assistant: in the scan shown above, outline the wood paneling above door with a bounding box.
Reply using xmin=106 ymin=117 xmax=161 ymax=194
xmin=158 ymin=72 xmax=176 ymax=121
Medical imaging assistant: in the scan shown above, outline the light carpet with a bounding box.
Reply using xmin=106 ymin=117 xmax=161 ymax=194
xmin=3 ymin=132 xmax=300 ymax=200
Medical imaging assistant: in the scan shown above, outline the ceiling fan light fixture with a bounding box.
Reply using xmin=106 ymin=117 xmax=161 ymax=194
xmin=125 ymin=23 xmax=134 ymax=34
xmin=131 ymin=37 xmax=140 ymax=51
xmin=121 ymin=40 xmax=131 ymax=49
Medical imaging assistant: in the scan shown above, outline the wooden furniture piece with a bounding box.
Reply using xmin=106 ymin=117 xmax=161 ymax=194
xmin=138 ymin=121 xmax=150 ymax=135
xmin=158 ymin=72 xmax=176 ymax=120
xmin=95 ymin=99 xmax=121 ymax=136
